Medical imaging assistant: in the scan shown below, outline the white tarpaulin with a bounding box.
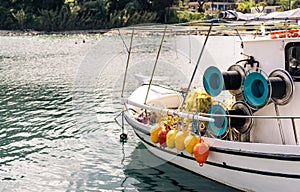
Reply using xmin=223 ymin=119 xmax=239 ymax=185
xmin=219 ymin=8 xmax=300 ymax=21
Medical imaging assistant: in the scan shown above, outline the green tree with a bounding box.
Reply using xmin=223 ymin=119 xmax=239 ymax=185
xmin=254 ymin=2 xmax=267 ymax=13
xmin=293 ymin=0 xmax=300 ymax=8
xmin=278 ymin=0 xmax=290 ymax=10
xmin=0 ymin=0 xmax=179 ymax=30
xmin=11 ymin=9 xmax=26 ymax=29
xmin=237 ymin=0 xmax=255 ymax=13
xmin=151 ymin=0 xmax=174 ymax=22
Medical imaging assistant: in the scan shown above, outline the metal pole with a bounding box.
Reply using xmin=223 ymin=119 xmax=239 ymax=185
xmin=118 ymin=29 xmax=129 ymax=53
xmin=144 ymin=26 xmax=168 ymax=105
xmin=189 ymin=25 xmax=192 ymax=64
xmin=119 ymin=29 xmax=134 ymax=142
xmin=181 ymin=23 xmax=213 ymax=109
xmin=121 ymin=29 xmax=134 ymax=98
xmin=291 ymin=118 xmax=299 ymax=145
xmin=274 ymin=103 xmax=286 ymax=145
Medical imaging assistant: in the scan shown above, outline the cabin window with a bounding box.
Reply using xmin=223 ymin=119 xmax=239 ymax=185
xmin=285 ymin=42 xmax=300 ymax=81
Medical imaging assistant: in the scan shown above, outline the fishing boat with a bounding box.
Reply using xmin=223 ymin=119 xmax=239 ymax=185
xmin=120 ymin=9 xmax=300 ymax=192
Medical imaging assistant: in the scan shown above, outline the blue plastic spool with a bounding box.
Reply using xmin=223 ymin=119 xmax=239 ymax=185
xmin=208 ymin=104 xmax=228 ymax=137
xmin=243 ymin=71 xmax=270 ymax=109
xmin=203 ymin=66 xmax=224 ymax=97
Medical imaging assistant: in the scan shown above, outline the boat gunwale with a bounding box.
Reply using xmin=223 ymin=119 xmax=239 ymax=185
xmin=133 ymin=128 xmax=300 ymax=179
xmin=125 ymin=112 xmax=300 ymax=161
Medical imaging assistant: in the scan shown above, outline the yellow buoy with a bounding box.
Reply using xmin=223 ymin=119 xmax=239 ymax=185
xmin=150 ymin=124 xmax=163 ymax=143
xmin=184 ymin=133 xmax=199 ymax=155
xmin=166 ymin=129 xmax=177 ymax=149
xmin=175 ymin=131 xmax=189 ymax=151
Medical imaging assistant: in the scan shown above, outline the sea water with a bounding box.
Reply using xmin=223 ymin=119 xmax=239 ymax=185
xmin=0 ymin=33 xmax=241 ymax=191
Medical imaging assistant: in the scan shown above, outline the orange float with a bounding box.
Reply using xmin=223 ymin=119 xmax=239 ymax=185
xmin=158 ymin=127 xmax=169 ymax=148
xmin=150 ymin=124 xmax=163 ymax=144
xmin=193 ymin=139 xmax=210 ymax=166
xmin=270 ymin=30 xmax=299 ymax=39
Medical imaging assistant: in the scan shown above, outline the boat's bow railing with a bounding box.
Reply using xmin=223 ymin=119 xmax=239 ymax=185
xmin=123 ymin=98 xmax=215 ymax=122
xmin=123 ymin=98 xmax=300 ymax=122
xmin=123 ymin=98 xmax=300 ymax=145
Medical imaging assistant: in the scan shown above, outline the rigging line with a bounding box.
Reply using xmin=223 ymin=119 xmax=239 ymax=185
xmin=172 ymin=28 xmax=179 ymax=59
xmin=119 ymin=29 xmax=134 ymax=142
xmin=180 ymin=22 xmax=213 ymax=109
xmin=144 ymin=26 xmax=168 ymax=105
xmin=189 ymin=24 xmax=192 ymax=64
xmin=234 ymin=27 xmax=243 ymax=41
xmin=234 ymin=27 xmax=244 ymax=48
xmin=274 ymin=103 xmax=286 ymax=145
xmin=118 ymin=29 xmax=129 ymax=53
xmin=121 ymin=28 xmax=134 ymax=98
xmin=291 ymin=118 xmax=299 ymax=145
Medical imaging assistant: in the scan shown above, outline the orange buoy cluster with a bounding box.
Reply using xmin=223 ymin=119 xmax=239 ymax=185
xmin=270 ymin=29 xmax=299 ymax=39
xmin=148 ymin=87 xmax=213 ymax=166
xmin=150 ymin=115 xmax=179 ymax=148
xmin=150 ymin=114 xmax=210 ymax=166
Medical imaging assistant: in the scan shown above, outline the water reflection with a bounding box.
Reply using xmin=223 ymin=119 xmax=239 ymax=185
xmin=124 ymin=143 xmax=239 ymax=192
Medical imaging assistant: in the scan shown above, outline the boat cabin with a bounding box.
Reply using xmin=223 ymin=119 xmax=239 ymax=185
xmin=235 ymin=37 xmax=300 ymax=144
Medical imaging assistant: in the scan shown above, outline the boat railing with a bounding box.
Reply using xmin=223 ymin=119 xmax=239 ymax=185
xmin=202 ymin=113 xmax=300 ymax=120
xmin=123 ymin=98 xmax=215 ymax=122
xmin=124 ymin=98 xmax=300 ymax=120
xmin=124 ymin=98 xmax=300 ymax=144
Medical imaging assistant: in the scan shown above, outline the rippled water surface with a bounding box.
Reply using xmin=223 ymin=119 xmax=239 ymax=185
xmin=0 ymin=34 xmax=240 ymax=191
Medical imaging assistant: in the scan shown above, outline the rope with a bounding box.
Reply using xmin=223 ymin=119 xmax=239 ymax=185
xmin=118 ymin=29 xmax=129 ymax=53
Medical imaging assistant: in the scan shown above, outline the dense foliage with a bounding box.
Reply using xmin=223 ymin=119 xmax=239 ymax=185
xmin=1 ymin=0 xmax=297 ymax=31
xmin=0 ymin=0 xmax=179 ymax=31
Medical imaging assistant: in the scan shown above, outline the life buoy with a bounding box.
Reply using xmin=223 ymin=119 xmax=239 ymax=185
xmin=270 ymin=30 xmax=299 ymax=39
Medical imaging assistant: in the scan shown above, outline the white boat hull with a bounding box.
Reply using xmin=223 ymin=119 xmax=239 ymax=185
xmin=125 ymin=112 xmax=300 ymax=192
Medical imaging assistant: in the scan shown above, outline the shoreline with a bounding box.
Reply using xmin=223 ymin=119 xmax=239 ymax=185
xmin=0 ymin=26 xmax=265 ymax=37
xmin=0 ymin=23 xmax=288 ymax=36
xmin=0 ymin=29 xmax=238 ymax=37
xmin=0 ymin=29 xmax=110 ymax=36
